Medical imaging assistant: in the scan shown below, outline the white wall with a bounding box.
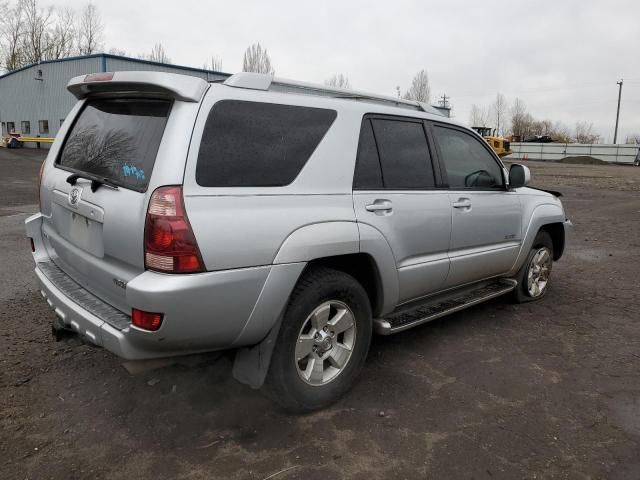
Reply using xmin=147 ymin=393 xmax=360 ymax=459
xmin=506 ymin=143 xmax=640 ymax=165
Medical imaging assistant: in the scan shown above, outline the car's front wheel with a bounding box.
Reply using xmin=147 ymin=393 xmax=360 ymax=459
xmin=265 ymin=267 xmax=372 ymax=412
xmin=513 ymin=230 xmax=554 ymax=303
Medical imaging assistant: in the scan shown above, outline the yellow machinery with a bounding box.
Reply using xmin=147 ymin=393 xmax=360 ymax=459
xmin=472 ymin=127 xmax=512 ymax=157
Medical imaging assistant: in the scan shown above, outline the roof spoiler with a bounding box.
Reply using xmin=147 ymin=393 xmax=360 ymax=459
xmin=67 ymin=71 xmax=209 ymax=102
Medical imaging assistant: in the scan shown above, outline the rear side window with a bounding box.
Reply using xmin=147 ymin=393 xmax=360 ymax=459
xmin=58 ymin=98 xmax=171 ymax=192
xmin=371 ymin=119 xmax=435 ymax=189
xmin=433 ymin=126 xmax=503 ymax=189
xmin=196 ymin=100 xmax=336 ymax=187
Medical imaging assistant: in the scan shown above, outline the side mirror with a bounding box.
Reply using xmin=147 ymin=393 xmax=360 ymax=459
xmin=509 ymin=164 xmax=530 ymax=188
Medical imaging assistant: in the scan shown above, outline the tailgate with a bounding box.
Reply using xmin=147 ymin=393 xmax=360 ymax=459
xmin=38 ymin=93 xmax=199 ymax=315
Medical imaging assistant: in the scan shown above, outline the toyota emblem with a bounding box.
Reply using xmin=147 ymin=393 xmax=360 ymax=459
xmin=68 ymin=187 xmax=81 ymax=207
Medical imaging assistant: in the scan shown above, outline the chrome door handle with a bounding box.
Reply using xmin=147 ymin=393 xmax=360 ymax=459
xmin=452 ymin=198 xmax=471 ymax=209
xmin=365 ymin=200 xmax=393 ymax=213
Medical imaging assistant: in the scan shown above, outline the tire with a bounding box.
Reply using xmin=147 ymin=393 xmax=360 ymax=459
xmin=264 ymin=266 xmax=372 ymax=413
xmin=512 ymin=230 xmax=554 ymax=303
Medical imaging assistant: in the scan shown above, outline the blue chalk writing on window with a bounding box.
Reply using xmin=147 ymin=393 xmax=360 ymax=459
xmin=122 ymin=163 xmax=145 ymax=182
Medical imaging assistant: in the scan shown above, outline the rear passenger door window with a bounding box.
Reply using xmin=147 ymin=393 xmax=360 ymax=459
xmin=196 ymin=100 xmax=336 ymax=187
xmin=372 ymin=119 xmax=435 ymax=189
xmin=353 ymin=117 xmax=435 ymax=190
xmin=432 ymin=126 xmax=504 ymax=189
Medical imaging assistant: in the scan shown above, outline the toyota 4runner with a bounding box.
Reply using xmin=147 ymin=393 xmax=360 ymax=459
xmin=26 ymin=71 xmax=572 ymax=412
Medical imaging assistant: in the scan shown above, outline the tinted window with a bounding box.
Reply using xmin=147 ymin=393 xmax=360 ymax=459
xmin=58 ymin=98 xmax=170 ymax=192
xmin=196 ymin=100 xmax=337 ymax=187
xmin=353 ymin=120 xmax=383 ymax=189
xmin=371 ymin=119 xmax=435 ymax=189
xmin=434 ymin=126 xmax=503 ymax=189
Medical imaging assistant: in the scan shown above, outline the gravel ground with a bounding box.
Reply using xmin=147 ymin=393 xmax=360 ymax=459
xmin=1 ymin=151 xmax=639 ymax=479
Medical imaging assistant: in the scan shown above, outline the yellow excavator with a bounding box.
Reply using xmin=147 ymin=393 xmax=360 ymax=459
xmin=472 ymin=127 xmax=512 ymax=157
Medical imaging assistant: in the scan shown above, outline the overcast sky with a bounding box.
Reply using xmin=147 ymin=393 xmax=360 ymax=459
xmin=59 ymin=0 xmax=640 ymax=142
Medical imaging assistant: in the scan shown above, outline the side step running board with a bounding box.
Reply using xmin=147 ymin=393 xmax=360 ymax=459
xmin=374 ymin=279 xmax=517 ymax=335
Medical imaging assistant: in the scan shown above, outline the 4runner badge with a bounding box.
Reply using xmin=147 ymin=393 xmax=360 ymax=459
xmin=68 ymin=187 xmax=82 ymax=207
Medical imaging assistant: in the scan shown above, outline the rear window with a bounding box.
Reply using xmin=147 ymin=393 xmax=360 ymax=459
xmin=58 ymin=98 xmax=171 ymax=192
xmin=196 ymin=100 xmax=337 ymax=187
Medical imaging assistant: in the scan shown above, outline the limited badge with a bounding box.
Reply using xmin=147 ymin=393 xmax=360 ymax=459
xmin=68 ymin=187 xmax=82 ymax=207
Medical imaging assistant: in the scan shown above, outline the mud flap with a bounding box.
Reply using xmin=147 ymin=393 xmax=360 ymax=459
xmin=232 ymin=319 xmax=282 ymax=389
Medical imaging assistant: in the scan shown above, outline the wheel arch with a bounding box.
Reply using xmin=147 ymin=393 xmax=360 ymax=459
xmin=508 ymin=203 xmax=566 ymax=276
xmin=539 ymin=222 xmax=565 ymax=260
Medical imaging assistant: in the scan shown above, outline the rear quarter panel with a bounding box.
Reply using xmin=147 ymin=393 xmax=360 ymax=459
xmin=182 ymin=86 xmax=363 ymax=271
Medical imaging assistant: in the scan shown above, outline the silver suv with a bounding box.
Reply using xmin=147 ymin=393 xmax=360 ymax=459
xmin=26 ymin=71 xmax=571 ymax=411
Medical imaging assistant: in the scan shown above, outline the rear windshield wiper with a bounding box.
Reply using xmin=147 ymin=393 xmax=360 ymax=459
xmin=66 ymin=173 xmax=120 ymax=193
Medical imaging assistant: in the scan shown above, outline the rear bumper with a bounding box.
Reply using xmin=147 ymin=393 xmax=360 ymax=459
xmin=36 ymin=265 xmax=143 ymax=358
xmin=26 ymin=213 xmax=305 ymax=361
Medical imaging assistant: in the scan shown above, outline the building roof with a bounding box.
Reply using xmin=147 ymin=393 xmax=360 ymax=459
xmin=0 ymin=53 xmax=228 ymax=80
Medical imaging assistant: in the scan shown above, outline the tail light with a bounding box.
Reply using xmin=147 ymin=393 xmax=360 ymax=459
xmin=132 ymin=308 xmax=163 ymax=331
xmin=144 ymin=186 xmax=204 ymax=273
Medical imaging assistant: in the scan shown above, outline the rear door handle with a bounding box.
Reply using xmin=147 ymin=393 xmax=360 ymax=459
xmin=452 ymin=198 xmax=472 ymax=209
xmin=365 ymin=200 xmax=393 ymax=213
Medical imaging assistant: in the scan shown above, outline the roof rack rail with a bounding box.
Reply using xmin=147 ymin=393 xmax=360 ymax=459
xmin=222 ymin=72 xmax=443 ymax=116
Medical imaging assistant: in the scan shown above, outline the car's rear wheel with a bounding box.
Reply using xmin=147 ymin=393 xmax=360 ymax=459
xmin=264 ymin=267 xmax=372 ymax=413
xmin=513 ymin=230 xmax=554 ymax=303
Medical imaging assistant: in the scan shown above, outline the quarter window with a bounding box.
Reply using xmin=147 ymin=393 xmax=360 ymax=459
xmin=353 ymin=119 xmax=383 ymax=189
xmin=433 ymin=126 xmax=503 ymax=189
xmin=196 ymin=100 xmax=337 ymax=187
xmin=371 ymin=119 xmax=435 ymax=189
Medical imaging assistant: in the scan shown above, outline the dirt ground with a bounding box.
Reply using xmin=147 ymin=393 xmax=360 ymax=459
xmin=1 ymin=151 xmax=639 ymax=479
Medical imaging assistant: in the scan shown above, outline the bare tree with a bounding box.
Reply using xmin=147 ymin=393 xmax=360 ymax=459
xmin=325 ymin=73 xmax=351 ymax=89
xmin=47 ymin=7 xmax=75 ymax=59
xmin=469 ymin=104 xmax=490 ymax=127
xmin=403 ymin=69 xmax=430 ymax=103
xmin=21 ymin=0 xmax=54 ymax=64
xmin=77 ymin=2 xmax=103 ymax=55
xmin=491 ymin=93 xmax=508 ymax=135
xmin=0 ymin=0 xmax=25 ymax=70
xmin=204 ymin=55 xmax=222 ymax=71
xmin=550 ymin=122 xmax=572 ymax=143
xmin=574 ymin=121 xmax=600 ymax=144
xmin=107 ymin=47 xmax=127 ymax=56
xmin=625 ymin=133 xmax=640 ymax=144
xmin=510 ymin=98 xmax=534 ymax=138
xmin=242 ymin=43 xmax=273 ymax=74
xmin=148 ymin=43 xmax=170 ymax=63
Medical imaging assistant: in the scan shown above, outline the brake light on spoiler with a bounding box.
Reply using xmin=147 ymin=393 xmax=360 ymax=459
xmin=144 ymin=186 xmax=204 ymax=274
xmin=84 ymin=72 xmax=114 ymax=82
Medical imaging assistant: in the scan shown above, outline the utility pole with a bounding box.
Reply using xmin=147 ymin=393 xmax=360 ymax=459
xmin=437 ymin=94 xmax=452 ymax=117
xmin=613 ymin=79 xmax=623 ymax=144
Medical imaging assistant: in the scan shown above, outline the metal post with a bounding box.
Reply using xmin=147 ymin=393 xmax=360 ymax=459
xmin=613 ymin=80 xmax=623 ymax=144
